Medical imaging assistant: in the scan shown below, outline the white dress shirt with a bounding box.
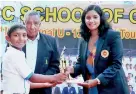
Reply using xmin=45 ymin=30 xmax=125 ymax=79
xmin=26 ymin=33 xmax=40 ymax=72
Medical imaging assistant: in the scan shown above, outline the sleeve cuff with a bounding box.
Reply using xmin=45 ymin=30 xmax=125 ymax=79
xmin=96 ymin=78 xmax=101 ymax=84
xmin=25 ymin=72 xmax=33 ymax=80
xmin=97 ymin=74 xmax=109 ymax=86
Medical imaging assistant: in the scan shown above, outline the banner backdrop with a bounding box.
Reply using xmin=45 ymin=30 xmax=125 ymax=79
xmin=0 ymin=1 xmax=136 ymax=94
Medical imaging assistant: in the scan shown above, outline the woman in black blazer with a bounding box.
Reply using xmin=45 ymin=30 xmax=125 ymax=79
xmin=65 ymin=5 xmax=129 ymax=94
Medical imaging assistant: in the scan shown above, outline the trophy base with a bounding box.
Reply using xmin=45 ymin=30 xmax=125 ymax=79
xmin=65 ymin=78 xmax=84 ymax=84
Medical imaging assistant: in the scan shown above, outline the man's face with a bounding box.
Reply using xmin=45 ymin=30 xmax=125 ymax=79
xmin=25 ymin=15 xmax=41 ymax=39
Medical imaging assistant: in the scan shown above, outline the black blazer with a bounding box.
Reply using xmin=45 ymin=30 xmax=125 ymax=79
xmin=71 ymin=29 xmax=129 ymax=94
xmin=23 ymin=33 xmax=60 ymax=94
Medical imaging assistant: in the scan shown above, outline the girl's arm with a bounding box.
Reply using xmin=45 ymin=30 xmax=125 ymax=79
xmin=29 ymin=73 xmax=67 ymax=83
xmin=30 ymin=82 xmax=57 ymax=89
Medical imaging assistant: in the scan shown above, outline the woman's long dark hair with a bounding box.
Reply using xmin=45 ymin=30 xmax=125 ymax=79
xmin=80 ymin=5 xmax=111 ymax=41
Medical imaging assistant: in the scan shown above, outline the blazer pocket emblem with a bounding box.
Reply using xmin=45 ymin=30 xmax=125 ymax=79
xmin=45 ymin=59 xmax=48 ymax=64
xmin=101 ymin=50 xmax=109 ymax=58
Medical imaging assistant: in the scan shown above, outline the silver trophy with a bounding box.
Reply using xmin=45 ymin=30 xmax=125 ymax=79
xmin=60 ymin=46 xmax=67 ymax=73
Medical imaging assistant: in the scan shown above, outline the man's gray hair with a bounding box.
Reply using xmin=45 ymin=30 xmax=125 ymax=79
xmin=24 ymin=10 xmax=40 ymax=22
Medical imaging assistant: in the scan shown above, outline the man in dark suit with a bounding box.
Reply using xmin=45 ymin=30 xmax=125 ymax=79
xmin=23 ymin=11 xmax=60 ymax=94
xmin=62 ymin=83 xmax=76 ymax=94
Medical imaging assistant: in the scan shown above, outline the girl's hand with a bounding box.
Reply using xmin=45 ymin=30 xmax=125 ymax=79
xmin=77 ymin=79 xmax=98 ymax=88
xmin=43 ymin=82 xmax=57 ymax=87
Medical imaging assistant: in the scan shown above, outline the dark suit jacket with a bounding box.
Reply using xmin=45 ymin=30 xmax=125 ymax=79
xmin=62 ymin=87 xmax=76 ymax=94
xmin=23 ymin=33 xmax=60 ymax=94
xmin=71 ymin=29 xmax=129 ymax=94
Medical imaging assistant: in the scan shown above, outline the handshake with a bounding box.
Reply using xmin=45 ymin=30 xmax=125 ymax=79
xmin=49 ymin=66 xmax=99 ymax=89
xmin=29 ymin=66 xmax=74 ymax=89
xmin=32 ymin=66 xmax=99 ymax=89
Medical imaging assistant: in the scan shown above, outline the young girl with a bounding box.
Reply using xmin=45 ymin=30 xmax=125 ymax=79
xmin=2 ymin=24 xmax=67 ymax=94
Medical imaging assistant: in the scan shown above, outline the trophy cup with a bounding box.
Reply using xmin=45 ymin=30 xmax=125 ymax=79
xmin=59 ymin=47 xmax=84 ymax=84
xmin=60 ymin=46 xmax=76 ymax=83
xmin=60 ymin=46 xmax=65 ymax=72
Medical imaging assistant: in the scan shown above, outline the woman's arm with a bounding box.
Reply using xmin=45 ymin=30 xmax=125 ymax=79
xmin=97 ymin=31 xmax=123 ymax=86
xmin=78 ymin=31 xmax=123 ymax=88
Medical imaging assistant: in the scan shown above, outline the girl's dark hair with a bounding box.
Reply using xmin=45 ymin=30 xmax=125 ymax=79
xmin=7 ymin=24 xmax=26 ymax=37
xmin=80 ymin=5 xmax=111 ymax=41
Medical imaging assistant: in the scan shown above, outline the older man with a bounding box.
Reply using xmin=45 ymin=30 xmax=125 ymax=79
xmin=23 ymin=11 xmax=60 ymax=94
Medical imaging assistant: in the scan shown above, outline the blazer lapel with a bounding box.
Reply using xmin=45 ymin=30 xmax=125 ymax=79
xmin=94 ymin=31 xmax=108 ymax=66
xmin=34 ymin=34 xmax=44 ymax=73
xmin=36 ymin=37 xmax=43 ymax=59
xmin=82 ymin=40 xmax=88 ymax=66
xmin=94 ymin=37 xmax=104 ymax=66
